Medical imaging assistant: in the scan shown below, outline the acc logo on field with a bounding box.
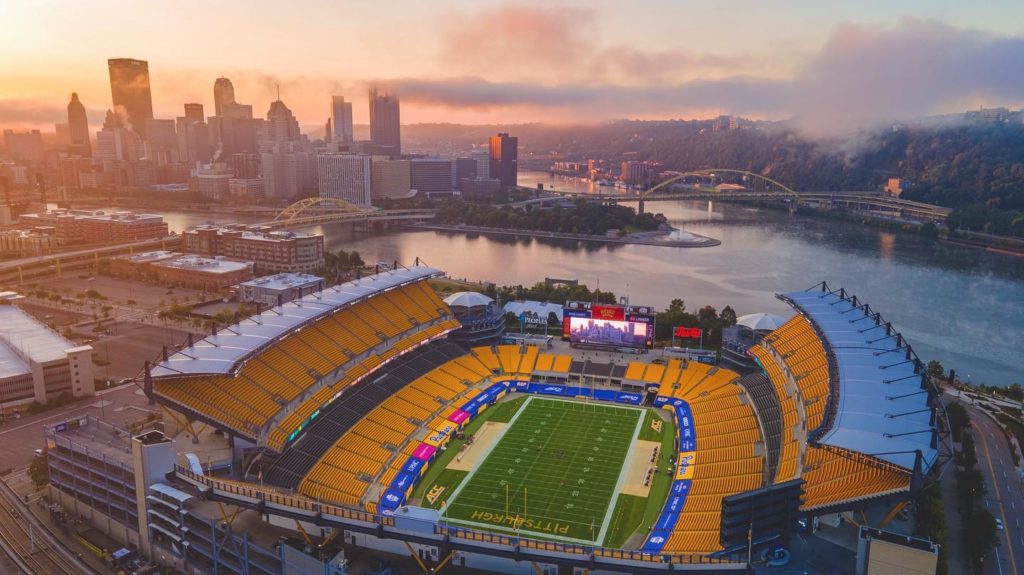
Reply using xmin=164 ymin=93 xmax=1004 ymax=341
xmin=675 ymin=451 xmax=696 ymax=480
xmin=649 ymin=536 xmax=665 ymax=545
xmin=384 ymin=493 xmax=400 ymax=503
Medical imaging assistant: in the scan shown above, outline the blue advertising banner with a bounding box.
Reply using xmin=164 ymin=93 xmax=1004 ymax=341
xmin=671 ymin=479 xmax=691 ymax=496
xmin=379 ymin=488 xmax=406 ymax=515
xmin=653 ymin=509 xmax=681 ymax=532
xmin=641 ymin=530 xmax=672 ymax=553
xmin=614 ymin=391 xmax=643 ymax=405
xmin=389 ymin=471 xmax=416 ymax=494
xmin=401 ymin=457 xmax=425 ymax=476
xmin=675 ymin=402 xmax=697 ymax=452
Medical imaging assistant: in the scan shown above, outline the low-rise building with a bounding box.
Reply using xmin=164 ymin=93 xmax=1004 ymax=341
xmin=237 ymin=273 xmax=325 ymax=306
xmin=410 ymin=158 xmax=454 ymax=194
xmin=371 ymin=158 xmax=411 ymax=201
xmin=0 ymin=302 xmax=93 ymax=405
xmin=151 ymin=255 xmax=253 ymax=291
xmin=193 ymin=163 xmax=233 ymax=201
xmin=109 ymin=250 xmax=181 ymax=280
xmin=459 ymin=177 xmax=501 ymax=199
xmin=228 ymin=177 xmax=264 ymax=199
xmin=111 ymin=250 xmax=253 ymax=290
xmin=0 ymin=227 xmax=57 ymax=256
xmin=18 ymin=210 xmax=169 ymax=246
xmin=183 ymin=224 xmax=324 ymax=274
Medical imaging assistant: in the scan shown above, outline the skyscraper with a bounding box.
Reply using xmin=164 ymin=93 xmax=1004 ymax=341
xmin=67 ymin=93 xmax=91 ymax=157
xmin=331 ymin=96 xmax=354 ymax=144
xmin=264 ymin=99 xmax=302 ymax=143
xmin=183 ymin=103 xmax=204 ymax=123
xmin=213 ymin=77 xmax=253 ymax=119
xmin=489 ymin=133 xmax=518 ymax=188
xmin=214 ymin=77 xmax=235 ymax=117
xmin=107 ymin=58 xmax=154 ymax=138
xmin=96 ymin=109 xmax=142 ymax=162
xmin=369 ymin=87 xmax=401 ymax=156
xmin=260 ymin=98 xmax=314 ymax=199
xmin=318 ymin=154 xmax=371 ymax=206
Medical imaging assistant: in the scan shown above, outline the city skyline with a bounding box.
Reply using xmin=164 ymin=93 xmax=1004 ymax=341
xmin=2 ymin=1 xmax=1024 ymax=134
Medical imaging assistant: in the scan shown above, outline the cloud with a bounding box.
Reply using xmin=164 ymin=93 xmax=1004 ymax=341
xmin=439 ymin=4 xmax=595 ymax=80
xmin=0 ymin=99 xmax=106 ymax=130
xmin=4 ymin=14 xmax=1024 ymax=135
xmin=438 ymin=3 xmax=755 ymax=85
xmin=789 ymin=18 xmax=1024 ymax=135
xmin=382 ymin=76 xmax=790 ymax=120
xmin=386 ymin=17 xmax=1024 ymax=133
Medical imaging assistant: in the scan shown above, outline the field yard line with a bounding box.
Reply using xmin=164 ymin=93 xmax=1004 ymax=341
xmin=596 ymin=406 xmax=645 ymax=545
xmin=442 ymin=396 xmax=534 ymax=517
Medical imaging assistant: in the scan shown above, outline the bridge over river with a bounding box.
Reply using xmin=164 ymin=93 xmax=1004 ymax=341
xmin=522 ymin=169 xmax=951 ymax=223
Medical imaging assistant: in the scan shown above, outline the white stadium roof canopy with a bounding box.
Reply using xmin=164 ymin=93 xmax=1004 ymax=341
xmin=150 ymin=266 xmax=443 ymax=378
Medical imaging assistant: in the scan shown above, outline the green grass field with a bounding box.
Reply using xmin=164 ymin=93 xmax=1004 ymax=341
xmin=603 ymin=410 xmax=678 ymax=548
xmin=441 ymin=397 xmax=642 ymax=543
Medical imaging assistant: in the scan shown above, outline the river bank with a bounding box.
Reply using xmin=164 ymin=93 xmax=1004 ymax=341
xmin=405 ymin=223 xmax=720 ymax=248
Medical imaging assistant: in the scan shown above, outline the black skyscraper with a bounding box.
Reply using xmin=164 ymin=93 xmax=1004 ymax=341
xmin=489 ymin=133 xmax=517 ymax=188
xmin=107 ymin=58 xmax=154 ymax=138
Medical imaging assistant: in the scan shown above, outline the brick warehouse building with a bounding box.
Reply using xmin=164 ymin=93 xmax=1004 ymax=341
xmin=183 ymin=224 xmax=324 ymax=274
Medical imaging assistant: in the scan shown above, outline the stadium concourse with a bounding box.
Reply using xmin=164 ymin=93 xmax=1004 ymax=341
xmin=144 ymin=271 xmax=946 ymax=570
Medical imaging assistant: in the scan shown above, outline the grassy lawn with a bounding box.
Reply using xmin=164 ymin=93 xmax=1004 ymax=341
xmin=603 ymin=408 xmax=677 ymax=548
xmin=411 ymin=396 xmax=527 ymax=501
xmin=441 ymin=398 xmax=642 ymax=543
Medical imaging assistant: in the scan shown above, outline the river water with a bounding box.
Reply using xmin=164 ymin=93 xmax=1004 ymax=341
xmin=153 ymin=171 xmax=1024 ymax=386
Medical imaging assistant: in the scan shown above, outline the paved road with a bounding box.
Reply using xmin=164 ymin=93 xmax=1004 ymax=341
xmin=0 ymin=385 xmax=158 ymax=470
xmin=0 ymin=236 xmax=181 ymax=274
xmin=967 ymin=403 xmax=1024 ymax=575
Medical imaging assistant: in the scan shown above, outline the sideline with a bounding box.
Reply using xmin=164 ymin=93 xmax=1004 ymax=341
xmin=442 ymin=396 xmax=535 ymax=511
xmin=596 ymin=407 xmax=645 ymax=545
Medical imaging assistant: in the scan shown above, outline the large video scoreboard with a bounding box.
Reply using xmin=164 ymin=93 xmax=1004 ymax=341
xmin=563 ymin=301 xmax=656 ymax=350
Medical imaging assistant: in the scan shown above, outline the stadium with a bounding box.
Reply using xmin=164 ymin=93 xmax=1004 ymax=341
xmin=137 ymin=265 xmax=949 ymax=573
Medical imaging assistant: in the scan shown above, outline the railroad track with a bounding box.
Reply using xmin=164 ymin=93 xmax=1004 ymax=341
xmin=0 ymin=502 xmax=81 ymax=575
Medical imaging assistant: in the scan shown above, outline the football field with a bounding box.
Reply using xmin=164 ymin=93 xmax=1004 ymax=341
xmin=441 ymin=397 xmax=643 ymax=544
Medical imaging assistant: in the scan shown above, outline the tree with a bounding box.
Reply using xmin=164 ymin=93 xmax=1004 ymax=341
xmin=349 ymin=251 xmax=365 ymax=269
xmin=964 ymin=508 xmax=999 ymax=572
xmin=668 ymin=299 xmax=686 ymax=313
xmin=927 ymin=360 xmax=945 ymax=380
xmin=1003 ymin=383 xmax=1023 ymax=402
xmin=720 ymin=305 xmax=738 ymax=327
xmin=947 ymin=402 xmax=970 ymax=442
xmin=28 ymin=453 xmax=48 ymax=488
xmin=335 ymin=250 xmax=350 ymax=268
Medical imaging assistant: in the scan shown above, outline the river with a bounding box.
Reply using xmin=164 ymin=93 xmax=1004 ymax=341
xmin=152 ymin=171 xmax=1024 ymax=386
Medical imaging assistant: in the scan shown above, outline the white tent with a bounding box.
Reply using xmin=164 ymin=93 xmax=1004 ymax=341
xmin=736 ymin=312 xmax=788 ymax=333
xmin=443 ymin=291 xmax=494 ymax=309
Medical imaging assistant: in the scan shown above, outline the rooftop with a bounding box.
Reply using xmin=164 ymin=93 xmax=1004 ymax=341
xmin=114 ymin=250 xmax=181 ymax=263
xmin=782 ymin=288 xmax=938 ymax=472
xmin=238 ymin=273 xmax=324 ymax=290
xmin=0 ymin=305 xmax=82 ymax=366
xmin=150 ymin=266 xmax=444 ymax=378
xmin=0 ymin=341 xmax=30 ymax=380
xmin=504 ymin=300 xmax=564 ymax=321
xmin=45 ymin=415 xmax=136 ymax=468
xmin=185 ymin=224 xmax=321 ymax=241
xmin=153 ymin=255 xmax=252 ymax=274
